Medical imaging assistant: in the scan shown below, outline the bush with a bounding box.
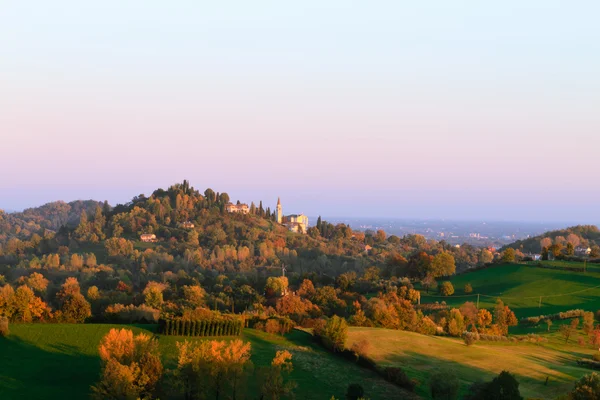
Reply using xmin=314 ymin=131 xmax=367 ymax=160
xmin=384 ymin=367 xmax=416 ymax=392
xmin=350 ymin=338 xmax=371 ymax=360
xmin=464 ymin=283 xmax=473 ymax=294
xmin=0 ymin=317 xmax=9 ymax=337
xmin=439 ymin=282 xmax=454 ymax=297
xmin=430 ymin=370 xmax=459 ymax=400
xmin=464 ymin=333 xmax=477 ymax=346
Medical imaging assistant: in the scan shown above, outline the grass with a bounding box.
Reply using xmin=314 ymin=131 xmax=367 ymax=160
xmin=0 ymin=324 xmax=413 ymax=400
xmin=420 ymin=262 xmax=600 ymax=318
xmin=347 ymin=327 xmax=596 ymax=400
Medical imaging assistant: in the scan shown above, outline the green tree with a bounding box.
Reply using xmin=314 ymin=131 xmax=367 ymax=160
xmin=321 ymin=316 xmax=348 ymax=352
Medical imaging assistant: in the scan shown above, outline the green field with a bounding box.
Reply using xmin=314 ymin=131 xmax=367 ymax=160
xmin=0 ymin=324 xmax=413 ymax=400
xmin=347 ymin=327 xmax=594 ymax=399
xmin=420 ymin=263 xmax=600 ymax=318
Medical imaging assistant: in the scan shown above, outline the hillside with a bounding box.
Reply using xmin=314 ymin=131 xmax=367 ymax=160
xmin=0 ymin=324 xmax=414 ymax=400
xmin=420 ymin=262 xmax=600 ymax=319
xmin=346 ymin=327 xmax=594 ymax=400
xmin=503 ymin=225 xmax=600 ymax=255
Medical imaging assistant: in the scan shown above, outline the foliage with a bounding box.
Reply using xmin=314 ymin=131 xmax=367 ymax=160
xmin=439 ymin=281 xmax=454 ymax=297
xmin=91 ymin=328 xmax=163 ymax=400
xmin=570 ymin=373 xmax=600 ymax=400
xmin=0 ymin=316 xmax=8 ymax=337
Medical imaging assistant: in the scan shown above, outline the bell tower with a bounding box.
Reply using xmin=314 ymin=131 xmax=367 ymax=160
xmin=276 ymin=197 xmax=283 ymax=223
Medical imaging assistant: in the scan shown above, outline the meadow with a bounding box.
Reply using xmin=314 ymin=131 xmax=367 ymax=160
xmin=347 ymin=326 xmax=595 ymax=399
xmin=420 ymin=262 xmax=600 ymax=319
xmin=0 ymin=324 xmax=413 ymax=400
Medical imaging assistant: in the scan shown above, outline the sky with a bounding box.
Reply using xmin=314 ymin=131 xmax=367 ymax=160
xmin=1 ymin=1 xmax=599 ymax=222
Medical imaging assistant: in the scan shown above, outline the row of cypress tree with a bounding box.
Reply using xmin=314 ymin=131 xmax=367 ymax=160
xmin=158 ymin=318 xmax=243 ymax=337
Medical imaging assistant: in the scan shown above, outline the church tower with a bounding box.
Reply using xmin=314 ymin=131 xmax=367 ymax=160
xmin=276 ymin=197 xmax=283 ymax=223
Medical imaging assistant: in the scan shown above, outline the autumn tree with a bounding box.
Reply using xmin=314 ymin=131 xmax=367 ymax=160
xmin=439 ymin=282 xmax=454 ymax=297
xmin=501 ymin=248 xmax=516 ymax=263
xmin=143 ymin=282 xmax=168 ymax=309
xmin=56 ymin=277 xmax=91 ymax=323
xmin=175 ymin=339 xmax=253 ymax=400
xmin=265 ymin=277 xmax=289 ymax=298
xmin=431 ymin=252 xmax=456 ymax=278
xmin=92 ymin=328 xmax=163 ymax=400
xmin=260 ymin=350 xmax=296 ymax=400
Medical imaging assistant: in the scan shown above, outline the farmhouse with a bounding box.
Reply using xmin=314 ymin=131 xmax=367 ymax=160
xmin=226 ymin=203 xmax=250 ymax=214
xmin=180 ymin=221 xmax=195 ymax=229
xmin=140 ymin=233 xmax=157 ymax=243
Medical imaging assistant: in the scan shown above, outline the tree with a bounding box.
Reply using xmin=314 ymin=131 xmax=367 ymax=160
xmin=501 ymin=248 xmax=516 ymax=263
xmin=375 ymin=229 xmax=386 ymax=243
xmin=176 ymin=339 xmax=253 ymax=400
xmin=431 ymin=253 xmax=456 ymax=278
xmin=430 ymin=370 xmax=459 ymax=400
xmin=265 ymin=277 xmax=289 ymax=298
xmin=439 ymin=282 xmax=454 ymax=297
xmin=92 ymin=329 xmax=163 ymax=400
xmin=464 ymin=283 xmax=473 ymax=294
xmin=545 ymin=319 xmax=553 ymax=332
xmin=570 ymin=373 xmax=600 ymax=400
xmin=260 ymin=350 xmax=296 ymax=400
xmin=561 ymin=323 xmax=575 ymax=343
xmin=320 ymin=316 xmax=348 ymax=352
xmin=13 ymin=285 xmax=51 ymax=322
xmin=583 ymin=312 xmax=594 ymax=334
xmin=60 ymin=293 xmax=91 ymax=323
xmin=494 ymin=299 xmax=517 ymax=336
xmin=464 ymin=371 xmax=523 ymax=400
xmin=143 ymin=282 xmax=167 ymax=309
xmin=0 ymin=316 xmax=8 ymax=337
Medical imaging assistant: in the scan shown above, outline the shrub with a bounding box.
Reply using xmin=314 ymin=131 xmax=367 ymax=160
xmin=350 ymin=338 xmax=371 ymax=360
xmin=464 ymin=283 xmax=473 ymax=294
xmin=464 ymin=333 xmax=477 ymax=346
xmin=430 ymin=370 xmax=459 ymax=400
xmin=439 ymin=282 xmax=454 ymax=297
xmin=0 ymin=317 xmax=9 ymax=337
xmin=384 ymin=367 xmax=416 ymax=392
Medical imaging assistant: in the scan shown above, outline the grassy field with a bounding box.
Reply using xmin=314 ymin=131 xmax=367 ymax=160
xmin=0 ymin=324 xmax=414 ymax=400
xmin=420 ymin=263 xmax=600 ymax=318
xmin=347 ymin=327 xmax=595 ymax=399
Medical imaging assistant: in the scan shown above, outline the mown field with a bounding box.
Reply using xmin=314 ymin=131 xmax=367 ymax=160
xmin=420 ymin=262 xmax=600 ymax=319
xmin=347 ymin=326 xmax=595 ymax=400
xmin=0 ymin=324 xmax=413 ymax=400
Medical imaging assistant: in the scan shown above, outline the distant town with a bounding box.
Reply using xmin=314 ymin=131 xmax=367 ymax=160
xmin=321 ymin=217 xmax=579 ymax=247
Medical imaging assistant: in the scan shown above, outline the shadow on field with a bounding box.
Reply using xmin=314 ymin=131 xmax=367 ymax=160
xmin=382 ymin=350 xmax=572 ymax=399
xmin=0 ymin=336 xmax=99 ymax=400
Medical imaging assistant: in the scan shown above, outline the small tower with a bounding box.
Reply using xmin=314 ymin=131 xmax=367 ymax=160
xmin=276 ymin=197 xmax=283 ymax=223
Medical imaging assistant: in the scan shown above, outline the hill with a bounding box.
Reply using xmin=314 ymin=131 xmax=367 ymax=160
xmin=503 ymin=225 xmax=600 ymax=255
xmin=0 ymin=324 xmax=414 ymax=400
xmin=420 ymin=262 xmax=600 ymax=319
xmin=346 ymin=327 xmax=594 ymax=400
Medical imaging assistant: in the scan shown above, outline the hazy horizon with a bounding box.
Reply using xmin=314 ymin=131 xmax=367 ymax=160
xmin=2 ymin=1 xmax=599 ymax=221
